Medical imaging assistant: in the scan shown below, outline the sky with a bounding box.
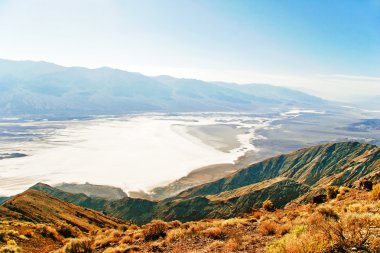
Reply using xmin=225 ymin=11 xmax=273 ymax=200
xmin=0 ymin=0 xmax=379 ymax=101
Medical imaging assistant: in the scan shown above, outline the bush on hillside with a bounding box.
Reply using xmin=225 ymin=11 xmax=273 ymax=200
xmin=262 ymin=200 xmax=275 ymax=212
xmin=61 ymin=238 xmax=92 ymax=253
xmin=326 ymin=186 xmax=339 ymax=199
xmin=201 ymin=227 xmax=225 ymax=239
xmin=0 ymin=240 xmax=21 ymax=253
xmin=269 ymin=212 xmax=379 ymax=252
xmin=371 ymin=184 xmax=380 ymax=200
xmin=142 ymin=220 xmax=168 ymax=241
xmin=316 ymin=205 xmax=339 ymax=220
xmin=36 ymin=225 xmax=60 ymax=241
xmin=258 ymin=220 xmax=279 ymax=236
xmin=57 ymin=223 xmax=78 ymax=238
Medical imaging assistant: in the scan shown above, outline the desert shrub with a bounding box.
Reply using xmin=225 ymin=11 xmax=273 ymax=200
xmin=102 ymin=244 xmax=141 ymax=253
xmin=276 ymin=222 xmax=292 ymax=236
xmin=339 ymin=186 xmax=350 ymax=195
xmin=206 ymin=240 xmax=225 ymax=251
xmin=221 ymin=217 xmax=249 ymax=227
xmin=117 ymin=225 xmax=129 ymax=232
xmin=326 ymin=186 xmax=339 ymax=199
xmin=18 ymin=235 xmax=28 ymax=240
xmin=166 ymin=228 xmax=187 ymax=242
xmin=338 ymin=213 xmax=375 ymax=250
xmin=103 ymin=245 xmax=140 ymax=253
xmin=224 ymin=238 xmax=239 ymax=251
xmin=57 ymin=223 xmax=78 ymax=238
xmin=184 ymin=224 xmax=201 ymax=236
xmin=36 ymin=224 xmax=61 ymax=241
xmin=273 ymin=212 xmax=379 ymax=252
xmin=167 ymin=220 xmax=182 ymax=229
xmin=251 ymin=209 xmax=264 ymax=219
xmin=4 ymin=230 xmax=18 ymax=238
xmin=316 ymin=205 xmax=339 ymax=220
xmin=0 ymin=230 xmax=8 ymax=242
xmin=62 ymin=238 xmax=93 ymax=253
xmin=143 ymin=220 xmax=168 ymax=241
xmin=23 ymin=229 xmax=35 ymax=238
xmin=267 ymin=225 xmax=329 ymax=253
xmin=120 ymin=235 xmax=133 ymax=244
xmin=93 ymin=234 xmax=119 ymax=249
xmin=0 ymin=230 xmax=20 ymax=243
xmin=0 ymin=245 xmax=21 ymax=253
xmin=132 ymin=230 xmax=144 ymax=241
xmin=263 ymin=200 xmax=275 ymax=212
xmin=369 ymin=237 xmax=380 ymax=253
xmin=371 ymin=183 xmax=380 ymax=200
xmin=258 ymin=220 xmax=279 ymax=236
xmin=201 ymin=227 xmax=225 ymax=239
xmin=128 ymin=224 xmax=139 ymax=231
xmin=149 ymin=241 xmax=166 ymax=252
xmin=0 ymin=240 xmax=21 ymax=253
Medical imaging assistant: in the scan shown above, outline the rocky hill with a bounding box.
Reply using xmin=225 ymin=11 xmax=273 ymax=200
xmin=176 ymin=142 xmax=379 ymax=199
xmin=28 ymin=142 xmax=380 ymax=224
xmin=1 ymin=189 xmax=128 ymax=232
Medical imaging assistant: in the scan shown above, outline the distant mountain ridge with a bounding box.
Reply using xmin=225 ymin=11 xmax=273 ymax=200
xmin=55 ymin=182 xmax=127 ymax=200
xmin=25 ymin=142 xmax=379 ymax=224
xmin=0 ymin=58 xmax=327 ymax=116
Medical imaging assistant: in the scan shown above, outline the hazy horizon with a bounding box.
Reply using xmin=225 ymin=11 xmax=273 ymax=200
xmin=0 ymin=0 xmax=379 ymax=102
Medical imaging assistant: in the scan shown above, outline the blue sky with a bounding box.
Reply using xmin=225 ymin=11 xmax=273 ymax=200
xmin=0 ymin=0 xmax=379 ymax=101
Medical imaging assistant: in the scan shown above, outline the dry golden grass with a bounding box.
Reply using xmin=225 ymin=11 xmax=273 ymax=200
xmin=223 ymin=238 xmax=239 ymax=252
xmin=201 ymin=227 xmax=225 ymax=239
xmin=258 ymin=220 xmax=279 ymax=236
xmin=166 ymin=228 xmax=187 ymax=242
xmin=339 ymin=186 xmax=350 ymax=195
xmin=268 ymin=206 xmax=380 ymax=252
xmin=102 ymin=244 xmax=141 ymax=253
xmin=35 ymin=224 xmax=61 ymax=241
xmin=206 ymin=240 xmax=225 ymax=251
xmin=371 ymin=183 xmax=380 ymax=200
xmin=56 ymin=223 xmax=79 ymax=238
xmin=56 ymin=238 xmax=92 ymax=253
xmin=1 ymin=187 xmax=378 ymax=253
xmin=142 ymin=220 xmax=168 ymax=241
xmin=221 ymin=217 xmax=250 ymax=228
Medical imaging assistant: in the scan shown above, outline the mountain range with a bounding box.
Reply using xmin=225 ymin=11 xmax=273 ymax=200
xmin=11 ymin=141 xmax=377 ymax=225
xmin=0 ymin=59 xmax=327 ymax=116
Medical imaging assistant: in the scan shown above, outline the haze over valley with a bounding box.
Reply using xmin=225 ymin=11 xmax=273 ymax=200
xmin=0 ymin=1 xmax=379 ymax=252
